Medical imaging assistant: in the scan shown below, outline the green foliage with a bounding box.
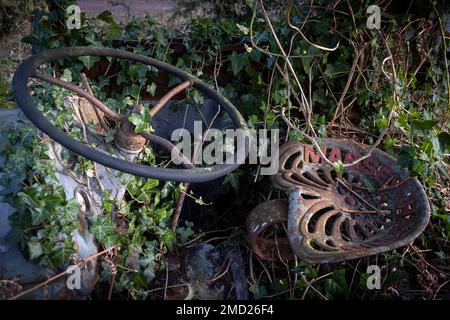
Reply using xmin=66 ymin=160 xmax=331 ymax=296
xmin=325 ymin=268 xmax=348 ymax=299
xmin=128 ymin=105 xmax=154 ymax=134
xmin=0 ymin=125 xmax=79 ymax=268
xmin=332 ymin=160 xmax=344 ymax=174
xmin=0 ymin=81 xmax=16 ymax=109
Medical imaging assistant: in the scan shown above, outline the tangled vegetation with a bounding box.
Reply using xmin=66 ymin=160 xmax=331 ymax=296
xmin=0 ymin=0 xmax=449 ymax=299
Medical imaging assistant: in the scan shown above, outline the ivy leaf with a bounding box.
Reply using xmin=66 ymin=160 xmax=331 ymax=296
xmin=91 ymin=215 xmax=115 ymax=243
xmin=65 ymin=199 xmax=80 ymax=222
xmin=103 ymin=233 xmax=120 ymax=248
xmin=97 ymin=10 xmax=115 ymax=24
xmin=126 ymin=84 xmax=140 ymax=101
xmin=312 ymin=89 xmax=327 ymax=106
xmin=106 ymin=22 xmax=121 ymax=40
xmin=323 ymin=63 xmax=335 ymax=77
xmin=229 ymin=51 xmax=244 ymax=76
xmin=362 ymin=177 xmax=379 ymax=192
xmin=31 ymin=207 xmax=47 ymax=226
xmin=85 ymin=167 xmax=94 ymax=178
xmin=438 ymin=131 xmax=450 ymax=152
xmin=50 ymin=244 xmax=73 ymax=268
xmin=139 ymin=249 xmax=157 ymax=281
xmin=325 ymin=268 xmax=348 ymax=298
xmin=128 ymin=106 xmax=154 ymax=134
xmin=131 ymin=273 xmax=149 ymax=289
xmin=191 ymin=89 xmax=203 ymax=105
xmin=97 ymin=10 xmax=121 ymax=40
xmin=102 ymin=199 xmax=115 ymax=213
xmin=78 ymin=56 xmax=100 ymax=70
xmin=128 ymin=113 xmax=143 ymax=127
xmin=332 ymin=160 xmax=344 ymax=174
xmin=175 ymin=57 xmax=185 ymax=68
xmin=60 ymin=69 xmax=72 ymax=82
xmin=376 ymin=117 xmax=388 ymax=129
xmin=28 ymin=239 xmax=43 ymax=260
xmin=412 ymin=119 xmax=438 ymax=131
xmin=236 ymin=23 xmax=249 ymax=35
xmin=146 ymin=83 xmax=156 ymax=96
xmin=123 ymin=96 xmax=134 ymax=106
xmin=141 ymin=179 xmax=159 ymax=192
xmin=177 ymin=222 xmax=195 ymax=243
xmin=135 ymin=122 xmax=152 ymax=134
xmin=397 ymin=146 xmax=424 ymax=174
xmin=383 ymin=270 xmax=407 ymax=289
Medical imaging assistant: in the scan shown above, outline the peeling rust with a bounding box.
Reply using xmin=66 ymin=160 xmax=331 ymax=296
xmin=115 ymin=117 xmax=147 ymax=152
xmin=246 ymin=199 xmax=295 ymax=262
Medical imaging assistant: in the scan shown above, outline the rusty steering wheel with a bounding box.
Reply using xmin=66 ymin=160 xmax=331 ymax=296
xmin=13 ymin=47 xmax=249 ymax=183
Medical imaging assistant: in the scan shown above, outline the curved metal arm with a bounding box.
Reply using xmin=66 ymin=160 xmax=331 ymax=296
xmin=149 ymin=80 xmax=191 ymax=116
xmin=34 ymin=71 xmax=123 ymax=122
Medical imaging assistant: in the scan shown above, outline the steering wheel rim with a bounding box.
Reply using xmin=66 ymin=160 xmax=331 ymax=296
xmin=12 ymin=47 xmax=249 ymax=183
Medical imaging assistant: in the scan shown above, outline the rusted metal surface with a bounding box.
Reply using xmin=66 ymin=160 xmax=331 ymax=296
xmin=247 ymin=199 xmax=295 ymax=262
xmin=149 ymin=80 xmax=191 ymax=116
xmin=35 ymin=71 xmax=123 ymax=122
xmin=115 ymin=117 xmax=148 ymax=152
xmin=117 ymin=80 xmax=192 ymax=153
xmin=271 ymin=139 xmax=430 ymax=263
